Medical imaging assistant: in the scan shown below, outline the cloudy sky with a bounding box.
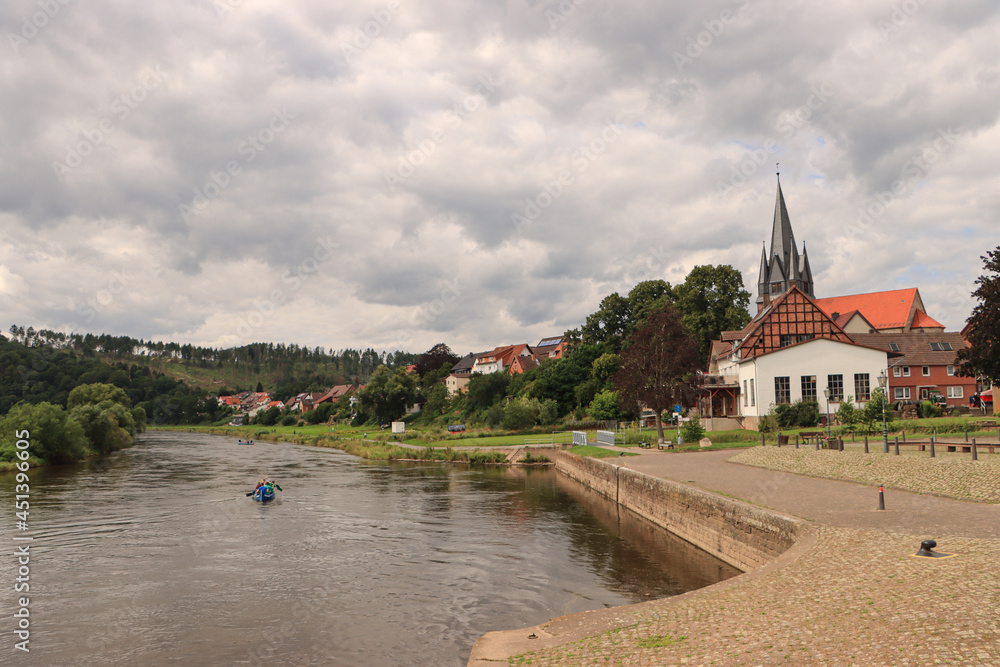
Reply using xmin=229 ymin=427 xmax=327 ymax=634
xmin=2 ymin=0 xmax=998 ymax=355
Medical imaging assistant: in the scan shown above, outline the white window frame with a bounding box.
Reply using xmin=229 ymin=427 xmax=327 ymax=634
xmin=893 ymin=367 xmax=901 ymax=377
xmin=902 ymin=366 xmax=910 ymax=377
xmin=743 ymin=380 xmax=748 ymax=407
xmin=750 ymin=379 xmax=755 ymax=406
xmin=947 ymin=387 xmax=964 ymax=399
xmin=894 ymin=387 xmax=911 ymax=400
xmin=922 ymin=366 xmax=930 ymax=377
xmin=947 ymin=365 xmax=955 ymax=376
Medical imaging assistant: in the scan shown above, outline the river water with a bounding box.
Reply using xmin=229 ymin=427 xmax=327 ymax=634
xmin=0 ymin=432 xmax=738 ymax=665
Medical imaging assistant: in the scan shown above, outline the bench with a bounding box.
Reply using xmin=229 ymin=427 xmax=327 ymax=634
xmin=638 ymin=441 xmax=652 ymax=449
xmin=657 ymin=440 xmax=674 ymax=450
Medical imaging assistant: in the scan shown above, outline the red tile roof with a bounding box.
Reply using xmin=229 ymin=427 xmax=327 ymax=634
xmin=813 ymin=288 xmax=920 ymax=330
xmin=910 ymin=310 xmax=945 ymax=329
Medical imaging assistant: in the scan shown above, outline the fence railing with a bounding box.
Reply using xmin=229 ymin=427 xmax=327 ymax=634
xmin=596 ymin=430 xmax=624 ymax=446
xmin=524 ymin=431 xmax=576 ymax=446
xmin=572 ymin=431 xmax=588 ymax=446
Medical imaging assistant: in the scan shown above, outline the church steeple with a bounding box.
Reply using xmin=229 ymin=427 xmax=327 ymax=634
xmin=755 ymin=176 xmax=815 ymax=312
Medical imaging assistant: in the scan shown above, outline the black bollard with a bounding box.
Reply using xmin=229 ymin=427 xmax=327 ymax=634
xmin=864 ymin=435 xmax=869 ymax=454
xmin=972 ymin=438 xmax=978 ymax=461
xmin=795 ymin=433 xmax=800 ymax=447
xmin=894 ymin=436 xmax=899 ymax=455
xmin=878 ymin=485 xmax=885 ymax=510
xmin=761 ymin=432 xmax=766 ymax=447
xmin=930 ymin=438 xmax=935 ymax=457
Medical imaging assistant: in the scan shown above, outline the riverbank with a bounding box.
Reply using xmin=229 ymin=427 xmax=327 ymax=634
xmin=470 ymin=446 xmax=1000 ymax=665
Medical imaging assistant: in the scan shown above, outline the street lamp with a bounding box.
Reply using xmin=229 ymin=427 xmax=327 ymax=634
xmin=877 ymin=371 xmax=889 ymax=453
xmin=823 ymin=387 xmax=831 ymax=438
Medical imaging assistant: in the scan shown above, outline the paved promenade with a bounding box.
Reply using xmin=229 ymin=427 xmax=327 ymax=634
xmin=469 ymin=447 xmax=1000 ymax=666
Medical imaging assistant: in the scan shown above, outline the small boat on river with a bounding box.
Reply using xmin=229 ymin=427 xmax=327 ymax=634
xmin=237 ymin=439 xmax=253 ymax=445
xmin=253 ymin=485 xmax=275 ymax=502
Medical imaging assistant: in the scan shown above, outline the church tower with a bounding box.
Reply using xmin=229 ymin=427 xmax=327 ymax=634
xmin=755 ymin=176 xmax=814 ymax=312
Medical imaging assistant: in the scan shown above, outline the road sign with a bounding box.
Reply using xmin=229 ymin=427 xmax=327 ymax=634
xmin=673 ymin=404 xmax=682 ymax=413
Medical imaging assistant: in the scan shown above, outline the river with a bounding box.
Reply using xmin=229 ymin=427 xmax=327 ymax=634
xmin=0 ymin=432 xmax=739 ymax=665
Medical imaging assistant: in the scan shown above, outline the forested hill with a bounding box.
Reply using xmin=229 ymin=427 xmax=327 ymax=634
xmin=0 ymin=328 xmax=416 ymax=423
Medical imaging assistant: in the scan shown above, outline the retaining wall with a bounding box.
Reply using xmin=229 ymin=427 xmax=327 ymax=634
xmin=552 ymin=450 xmax=803 ymax=571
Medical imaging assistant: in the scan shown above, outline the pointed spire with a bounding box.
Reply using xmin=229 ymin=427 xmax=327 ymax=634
xmin=770 ymin=178 xmax=797 ymax=280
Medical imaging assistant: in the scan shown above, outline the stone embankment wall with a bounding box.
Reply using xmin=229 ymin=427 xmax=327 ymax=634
xmin=552 ymin=450 xmax=803 ymax=572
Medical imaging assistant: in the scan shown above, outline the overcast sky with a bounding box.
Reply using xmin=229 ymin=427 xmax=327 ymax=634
xmin=2 ymin=0 xmax=998 ymax=356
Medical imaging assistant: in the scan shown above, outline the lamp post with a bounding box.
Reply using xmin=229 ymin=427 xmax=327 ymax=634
xmin=823 ymin=387 xmax=831 ymax=438
xmin=877 ymin=371 xmax=888 ymax=453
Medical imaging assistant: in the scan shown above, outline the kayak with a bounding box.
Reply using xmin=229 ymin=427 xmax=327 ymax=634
xmin=253 ymin=486 xmax=275 ymax=502
xmin=237 ymin=440 xmax=253 ymax=445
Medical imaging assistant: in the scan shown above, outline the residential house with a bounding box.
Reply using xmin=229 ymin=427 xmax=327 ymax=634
xmin=314 ymin=384 xmax=357 ymax=406
xmin=533 ymin=336 xmax=567 ymax=360
xmin=445 ymin=351 xmax=488 ymax=396
xmin=707 ymin=287 xmax=888 ymax=430
xmin=471 ymin=344 xmax=533 ymax=374
xmin=849 ymin=332 xmax=975 ymax=407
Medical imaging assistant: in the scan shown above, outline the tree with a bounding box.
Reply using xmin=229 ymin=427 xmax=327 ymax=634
xmin=957 ymin=247 xmax=1000 ymax=386
xmin=588 ymin=389 xmax=621 ymax=421
xmin=0 ymin=402 xmax=89 ymax=464
xmin=673 ymin=265 xmax=751 ymax=360
xmin=415 ymin=343 xmax=460 ymax=377
xmin=354 ymin=365 xmax=416 ymax=424
xmin=580 ymin=280 xmax=676 ymax=352
xmin=67 ymin=382 xmax=131 ymax=409
xmin=860 ymin=388 xmax=892 ymax=435
xmin=613 ymin=304 xmax=701 ymax=444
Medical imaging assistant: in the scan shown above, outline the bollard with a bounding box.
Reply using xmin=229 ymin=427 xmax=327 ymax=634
xmin=815 ymin=437 xmax=820 ymax=450
xmin=930 ymin=439 xmax=935 ymax=458
xmin=894 ymin=436 xmax=899 ymax=455
xmin=864 ymin=435 xmax=869 ymax=454
xmin=761 ymin=432 xmax=766 ymax=447
xmin=877 ymin=486 xmax=885 ymax=510
xmin=972 ymin=438 xmax=978 ymax=461
xmin=902 ymin=430 xmax=906 ymax=443
xmin=838 ymin=437 xmax=844 ymax=452
xmin=795 ymin=433 xmax=800 ymax=447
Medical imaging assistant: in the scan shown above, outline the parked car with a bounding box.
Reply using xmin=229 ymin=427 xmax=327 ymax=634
xmin=447 ymin=424 xmax=466 ymax=433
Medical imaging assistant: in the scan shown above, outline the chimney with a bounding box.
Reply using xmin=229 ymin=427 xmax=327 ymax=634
xmin=757 ymin=293 xmax=771 ymax=314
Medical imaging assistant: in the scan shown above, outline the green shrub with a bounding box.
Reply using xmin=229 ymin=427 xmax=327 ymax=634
xmin=920 ymin=400 xmax=943 ymax=419
xmin=681 ymin=415 xmax=705 ymax=442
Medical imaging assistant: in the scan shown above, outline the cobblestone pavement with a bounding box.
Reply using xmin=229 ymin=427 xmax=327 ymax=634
xmin=472 ymin=448 xmax=1000 ymax=666
xmin=730 ymin=445 xmax=1000 ymax=503
xmin=501 ymin=527 xmax=1000 ymax=666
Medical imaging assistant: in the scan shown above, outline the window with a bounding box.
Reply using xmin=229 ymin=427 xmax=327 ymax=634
xmin=894 ymin=387 xmax=911 ymax=400
xmin=947 ymin=365 xmax=955 ymax=376
xmin=888 ymin=342 xmax=900 ymax=352
xmin=893 ymin=367 xmax=901 ymax=377
xmin=750 ymin=379 xmax=755 ymax=406
xmin=775 ymin=376 xmax=791 ymax=404
xmin=930 ymin=342 xmax=954 ymax=351
xmin=920 ymin=388 xmax=929 ymax=400
xmin=801 ymin=375 xmax=817 ymax=401
xmin=743 ymin=380 xmax=748 ymax=407
xmin=798 ymin=334 xmax=815 ymax=343
xmin=902 ymin=366 xmax=910 ymax=377
xmin=771 ymin=282 xmax=782 ymax=294
xmin=947 ymin=387 xmax=964 ymax=399
xmin=827 ymin=374 xmax=843 ymax=401
xmin=922 ymin=366 xmax=930 ymax=376
xmin=854 ymin=373 xmax=871 ymax=401
xmin=780 ymin=334 xmax=794 ymax=348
